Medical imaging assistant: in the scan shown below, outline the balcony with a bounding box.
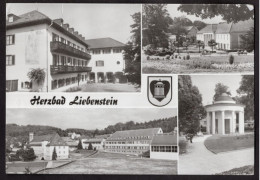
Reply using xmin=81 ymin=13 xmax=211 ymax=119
xmin=50 ymin=41 xmax=91 ymax=60
xmin=50 ymin=65 xmax=92 ymax=75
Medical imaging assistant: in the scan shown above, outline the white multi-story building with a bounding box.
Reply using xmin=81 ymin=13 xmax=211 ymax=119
xmin=29 ymin=132 xmax=69 ymax=160
xmin=6 ymin=10 xmax=92 ymax=92
xmin=85 ymin=38 xmax=126 ymax=83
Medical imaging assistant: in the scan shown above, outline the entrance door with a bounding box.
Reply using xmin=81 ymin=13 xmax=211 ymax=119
xmin=6 ymin=80 xmax=18 ymax=92
xmin=225 ymin=119 xmax=230 ymax=134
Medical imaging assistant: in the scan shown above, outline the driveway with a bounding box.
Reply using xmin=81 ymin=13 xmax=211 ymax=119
xmin=179 ymin=135 xmax=254 ymax=175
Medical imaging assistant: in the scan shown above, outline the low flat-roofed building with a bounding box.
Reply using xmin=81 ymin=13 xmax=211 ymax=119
xmin=150 ymin=134 xmax=178 ymax=160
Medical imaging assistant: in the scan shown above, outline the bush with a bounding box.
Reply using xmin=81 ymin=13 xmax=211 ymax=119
xmin=186 ymin=54 xmax=190 ymax=60
xmin=141 ymin=150 xmax=150 ymax=158
xmin=183 ymin=56 xmax=186 ymax=60
xmin=165 ymin=55 xmax=170 ymax=60
xmin=175 ymin=55 xmax=178 ymax=58
xmin=229 ymin=55 xmax=234 ymax=64
xmin=179 ymin=56 xmax=181 ymax=59
xmin=147 ymin=56 xmax=150 ymax=60
xmin=65 ymin=86 xmax=82 ymax=92
xmin=179 ymin=138 xmax=188 ymax=155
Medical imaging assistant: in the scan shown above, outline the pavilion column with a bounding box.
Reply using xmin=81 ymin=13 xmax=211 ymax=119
xmin=206 ymin=112 xmax=210 ymax=134
xmin=239 ymin=111 xmax=245 ymax=134
xmin=229 ymin=111 xmax=232 ymax=134
xmin=231 ymin=111 xmax=235 ymax=133
xmin=212 ymin=111 xmax=215 ymax=134
xmin=95 ymin=73 xmax=98 ymax=83
xmin=221 ymin=111 xmax=225 ymax=135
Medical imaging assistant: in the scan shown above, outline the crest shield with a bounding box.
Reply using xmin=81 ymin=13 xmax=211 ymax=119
xmin=147 ymin=76 xmax=172 ymax=107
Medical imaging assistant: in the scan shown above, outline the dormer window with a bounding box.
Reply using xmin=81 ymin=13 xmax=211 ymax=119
xmin=8 ymin=16 xmax=14 ymax=23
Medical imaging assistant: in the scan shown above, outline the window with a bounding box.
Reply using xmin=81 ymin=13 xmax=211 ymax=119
xmin=113 ymin=48 xmax=121 ymax=53
xmin=61 ymin=56 xmax=66 ymax=66
xmin=52 ymin=33 xmax=59 ymax=42
xmin=93 ymin=50 xmax=101 ymax=54
xmin=53 ymin=54 xmax=59 ymax=66
xmin=6 ymin=35 xmax=15 ymax=45
xmin=6 ymin=55 xmax=15 ymax=65
xmin=60 ymin=37 xmax=66 ymax=44
xmin=96 ymin=60 xmax=104 ymax=67
xmin=103 ymin=49 xmax=111 ymax=54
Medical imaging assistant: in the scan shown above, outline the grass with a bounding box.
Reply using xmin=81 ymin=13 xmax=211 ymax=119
xmin=80 ymin=83 xmax=140 ymax=92
xmin=204 ymin=134 xmax=254 ymax=154
xmin=6 ymin=161 xmax=48 ymax=174
xmin=39 ymin=152 xmax=177 ymax=174
xmin=143 ymin=54 xmax=254 ymax=74
xmin=216 ymin=165 xmax=254 ymax=175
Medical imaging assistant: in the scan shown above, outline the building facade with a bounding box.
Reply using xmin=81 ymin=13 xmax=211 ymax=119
xmin=82 ymin=138 xmax=105 ymax=150
xmin=6 ymin=11 xmax=92 ymax=92
xmin=197 ymin=20 xmax=253 ymax=50
xmin=85 ymin=38 xmax=126 ymax=83
xmin=104 ymin=128 xmax=163 ymax=155
xmin=204 ymin=93 xmax=245 ymax=135
xmin=150 ymin=134 xmax=178 ymax=160
xmin=29 ymin=132 xmax=69 ymax=160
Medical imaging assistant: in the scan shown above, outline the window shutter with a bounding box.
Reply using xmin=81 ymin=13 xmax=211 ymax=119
xmin=12 ymin=35 xmax=15 ymax=44
xmin=12 ymin=55 xmax=15 ymax=65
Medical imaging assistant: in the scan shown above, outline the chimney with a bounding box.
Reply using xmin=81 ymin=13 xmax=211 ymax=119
xmin=53 ymin=18 xmax=64 ymax=26
xmin=69 ymin=28 xmax=74 ymax=34
xmin=29 ymin=132 xmax=34 ymax=142
xmin=63 ymin=23 xmax=69 ymax=30
xmin=7 ymin=13 xmax=20 ymax=23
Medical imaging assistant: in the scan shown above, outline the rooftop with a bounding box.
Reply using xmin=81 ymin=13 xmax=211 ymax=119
xmin=215 ymin=93 xmax=235 ymax=102
xmin=151 ymin=134 xmax=177 ymax=146
xmin=107 ymin=128 xmax=162 ymax=141
xmin=30 ymin=133 xmax=68 ymax=146
xmin=85 ymin=37 xmax=125 ymax=49
xmin=197 ymin=24 xmax=218 ymax=34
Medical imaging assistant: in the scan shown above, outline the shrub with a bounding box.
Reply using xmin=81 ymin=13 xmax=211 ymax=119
xmin=165 ymin=55 xmax=170 ymax=60
xmin=229 ymin=55 xmax=234 ymax=64
xmin=175 ymin=55 xmax=178 ymax=58
xmin=183 ymin=56 xmax=186 ymax=60
xmin=179 ymin=138 xmax=188 ymax=155
xmin=65 ymin=86 xmax=82 ymax=92
xmin=179 ymin=56 xmax=181 ymax=59
xmin=147 ymin=56 xmax=150 ymax=60
xmin=186 ymin=54 xmax=190 ymax=60
xmin=171 ymin=55 xmax=174 ymax=59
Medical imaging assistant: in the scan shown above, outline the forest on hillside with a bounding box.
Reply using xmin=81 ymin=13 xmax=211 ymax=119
xmin=6 ymin=116 xmax=177 ymax=147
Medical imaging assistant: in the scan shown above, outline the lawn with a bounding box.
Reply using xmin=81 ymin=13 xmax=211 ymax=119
xmin=204 ymin=134 xmax=254 ymax=154
xmin=216 ymin=165 xmax=254 ymax=175
xmin=142 ymin=54 xmax=254 ymax=74
xmin=79 ymin=83 xmax=140 ymax=92
xmin=6 ymin=161 xmax=48 ymax=174
xmin=40 ymin=152 xmax=177 ymax=174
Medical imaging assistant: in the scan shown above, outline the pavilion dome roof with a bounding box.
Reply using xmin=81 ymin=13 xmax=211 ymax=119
xmin=214 ymin=93 xmax=235 ymax=104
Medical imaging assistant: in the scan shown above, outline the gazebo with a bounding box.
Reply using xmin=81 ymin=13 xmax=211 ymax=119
xmin=205 ymin=93 xmax=245 ymax=135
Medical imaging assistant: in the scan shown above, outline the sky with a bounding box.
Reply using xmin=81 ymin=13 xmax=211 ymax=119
xmin=191 ymin=75 xmax=242 ymax=106
xmin=6 ymin=3 xmax=141 ymax=43
xmin=6 ymin=108 xmax=177 ymax=130
xmin=167 ymin=4 xmax=224 ymax=24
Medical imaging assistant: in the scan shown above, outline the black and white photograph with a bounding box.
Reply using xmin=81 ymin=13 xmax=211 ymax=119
xmin=142 ymin=4 xmax=254 ymax=74
xmin=6 ymin=3 xmax=141 ymax=92
xmin=178 ymin=75 xmax=254 ymax=175
xmin=6 ymin=108 xmax=178 ymax=174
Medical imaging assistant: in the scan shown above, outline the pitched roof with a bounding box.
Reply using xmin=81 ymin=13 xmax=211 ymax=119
xmin=184 ymin=26 xmax=194 ymax=31
xmin=215 ymin=93 xmax=235 ymax=102
xmin=85 ymin=37 xmax=125 ymax=49
xmin=197 ymin=24 xmax=218 ymax=34
xmin=83 ymin=138 xmax=103 ymax=143
xmin=30 ymin=133 xmax=68 ymax=146
xmin=230 ymin=19 xmax=254 ymax=33
xmin=107 ymin=128 xmax=162 ymax=141
xmin=151 ymin=134 xmax=177 ymax=146
xmin=6 ymin=10 xmax=89 ymax=47
xmin=61 ymin=137 xmax=78 ymax=147
xmin=216 ymin=22 xmax=232 ymax=33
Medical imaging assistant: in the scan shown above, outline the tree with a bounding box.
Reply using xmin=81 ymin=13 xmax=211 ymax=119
xmin=178 ymin=4 xmax=254 ymax=23
xmin=197 ymin=40 xmax=204 ymax=53
xmin=172 ymin=16 xmax=193 ymax=26
xmin=77 ymin=139 xmax=83 ymax=150
xmin=93 ymin=129 xmax=99 ymax=137
xmin=27 ymin=68 xmax=46 ymax=91
xmin=208 ymin=39 xmax=217 ymax=52
xmin=123 ymin=12 xmax=141 ymax=86
xmin=240 ymin=27 xmax=254 ymax=52
xmin=213 ymin=83 xmax=231 ymax=101
xmin=193 ymin=20 xmax=207 ymax=31
xmin=17 ymin=148 xmax=36 ymax=161
xmin=237 ymin=75 xmax=254 ymax=120
xmin=142 ymin=4 xmax=173 ymax=48
xmin=88 ymin=143 xmax=93 ymax=150
xmin=178 ymin=75 xmax=206 ymax=139
xmin=52 ymin=147 xmax=57 ymax=160
xmin=24 ymin=167 xmax=32 ymax=174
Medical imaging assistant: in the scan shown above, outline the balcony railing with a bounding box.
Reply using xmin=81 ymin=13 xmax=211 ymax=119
xmin=50 ymin=41 xmax=91 ymax=60
xmin=50 ymin=65 xmax=92 ymax=75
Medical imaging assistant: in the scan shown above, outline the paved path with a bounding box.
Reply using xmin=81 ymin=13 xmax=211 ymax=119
xmin=179 ymin=135 xmax=254 ymax=175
